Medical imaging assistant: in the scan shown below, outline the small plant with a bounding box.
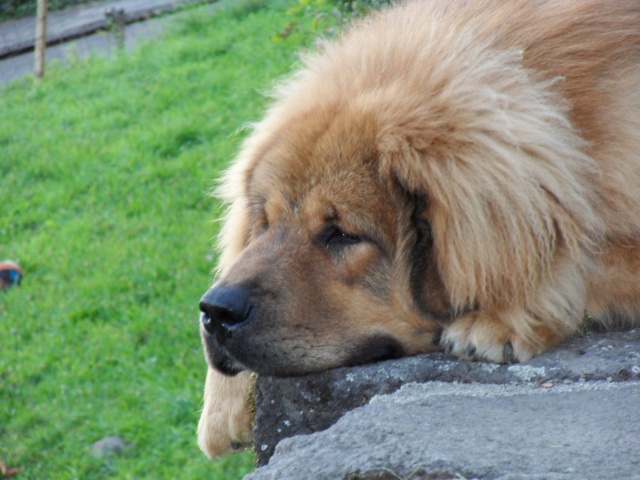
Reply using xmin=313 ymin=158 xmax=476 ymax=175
xmin=272 ymin=0 xmax=390 ymax=42
xmin=337 ymin=0 xmax=391 ymax=16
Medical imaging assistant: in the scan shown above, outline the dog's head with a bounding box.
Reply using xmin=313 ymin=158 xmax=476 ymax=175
xmin=200 ymin=109 xmax=447 ymax=376
xmin=200 ymin=8 xmax=601 ymax=377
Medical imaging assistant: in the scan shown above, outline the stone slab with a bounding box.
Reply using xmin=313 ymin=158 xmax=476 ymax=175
xmin=248 ymin=380 xmax=640 ymax=480
xmin=253 ymin=329 xmax=640 ymax=466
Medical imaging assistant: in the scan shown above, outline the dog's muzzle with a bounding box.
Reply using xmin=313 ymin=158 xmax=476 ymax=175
xmin=199 ymin=285 xmax=253 ymax=375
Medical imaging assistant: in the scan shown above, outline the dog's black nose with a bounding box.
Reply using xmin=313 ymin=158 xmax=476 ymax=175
xmin=199 ymin=285 xmax=253 ymax=335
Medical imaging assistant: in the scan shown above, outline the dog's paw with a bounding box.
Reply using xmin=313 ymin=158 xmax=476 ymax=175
xmin=440 ymin=314 xmax=539 ymax=364
xmin=197 ymin=369 xmax=255 ymax=458
xmin=197 ymin=408 xmax=253 ymax=458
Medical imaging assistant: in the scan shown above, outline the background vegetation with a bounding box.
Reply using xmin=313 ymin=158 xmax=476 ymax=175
xmin=0 ymin=0 xmax=346 ymax=477
xmin=1 ymin=0 xmax=87 ymax=20
xmin=0 ymin=0 xmax=388 ymax=21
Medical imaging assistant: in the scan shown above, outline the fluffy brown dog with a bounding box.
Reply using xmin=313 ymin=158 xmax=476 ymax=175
xmin=197 ymin=0 xmax=640 ymax=457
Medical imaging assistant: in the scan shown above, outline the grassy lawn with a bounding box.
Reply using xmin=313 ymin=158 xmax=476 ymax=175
xmin=0 ymin=0 xmax=329 ymax=477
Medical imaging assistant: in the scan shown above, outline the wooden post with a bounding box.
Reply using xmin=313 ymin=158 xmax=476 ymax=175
xmin=35 ymin=0 xmax=48 ymax=79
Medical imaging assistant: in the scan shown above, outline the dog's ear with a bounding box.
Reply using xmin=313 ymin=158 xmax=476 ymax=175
xmin=377 ymin=93 xmax=603 ymax=312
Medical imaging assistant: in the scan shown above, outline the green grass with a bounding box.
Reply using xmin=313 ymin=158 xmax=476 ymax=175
xmin=0 ymin=0 xmax=326 ymax=477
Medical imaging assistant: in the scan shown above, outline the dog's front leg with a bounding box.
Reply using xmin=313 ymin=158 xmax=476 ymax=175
xmin=197 ymin=367 xmax=254 ymax=458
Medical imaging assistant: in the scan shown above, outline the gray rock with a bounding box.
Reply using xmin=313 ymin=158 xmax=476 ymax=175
xmin=247 ymin=381 xmax=640 ymax=480
xmin=89 ymin=436 xmax=131 ymax=458
xmin=253 ymin=329 xmax=640 ymax=466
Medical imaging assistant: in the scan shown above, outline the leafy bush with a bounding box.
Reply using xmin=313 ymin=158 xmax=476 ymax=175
xmin=335 ymin=0 xmax=391 ymax=14
xmin=272 ymin=0 xmax=389 ymax=42
xmin=0 ymin=0 xmax=91 ymax=20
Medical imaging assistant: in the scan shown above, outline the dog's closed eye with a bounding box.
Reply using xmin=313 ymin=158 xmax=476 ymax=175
xmin=323 ymin=226 xmax=362 ymax=249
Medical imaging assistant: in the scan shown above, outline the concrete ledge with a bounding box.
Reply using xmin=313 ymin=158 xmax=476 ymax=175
xmin=251 ymin=329 xmax=640 ymax=476
xmin=249 ymin=381 xmax=640 ymax=480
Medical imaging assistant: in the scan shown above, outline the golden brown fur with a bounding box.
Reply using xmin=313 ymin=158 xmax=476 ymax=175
xmin=197 ymin=0 xmax=640 ymax=457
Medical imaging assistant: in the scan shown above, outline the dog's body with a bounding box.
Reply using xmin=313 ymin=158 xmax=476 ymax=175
xmin=197 ymin=0 xmax=640 ymax=457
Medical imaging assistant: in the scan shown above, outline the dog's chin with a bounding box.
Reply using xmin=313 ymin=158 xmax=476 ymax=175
xmin=211 ymin=334 xmax=407 ymax=378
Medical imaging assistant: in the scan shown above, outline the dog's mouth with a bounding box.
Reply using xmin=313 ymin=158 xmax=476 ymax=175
xmin=201 ymin=317 xmax=407 ymax=377
xmin=200 ymin=320 xmax=247 ymax=376
xmin=343 ymin=334 xmax=406 ymax=367
xmin=212 ymin=351 xmax=246 ymax=376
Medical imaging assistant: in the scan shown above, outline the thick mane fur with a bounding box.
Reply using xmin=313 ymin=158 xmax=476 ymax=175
xmin=213 ymin=0 xmax=640 ymax=346
xmin=219 ymin=0 xmax=640 ymax=311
